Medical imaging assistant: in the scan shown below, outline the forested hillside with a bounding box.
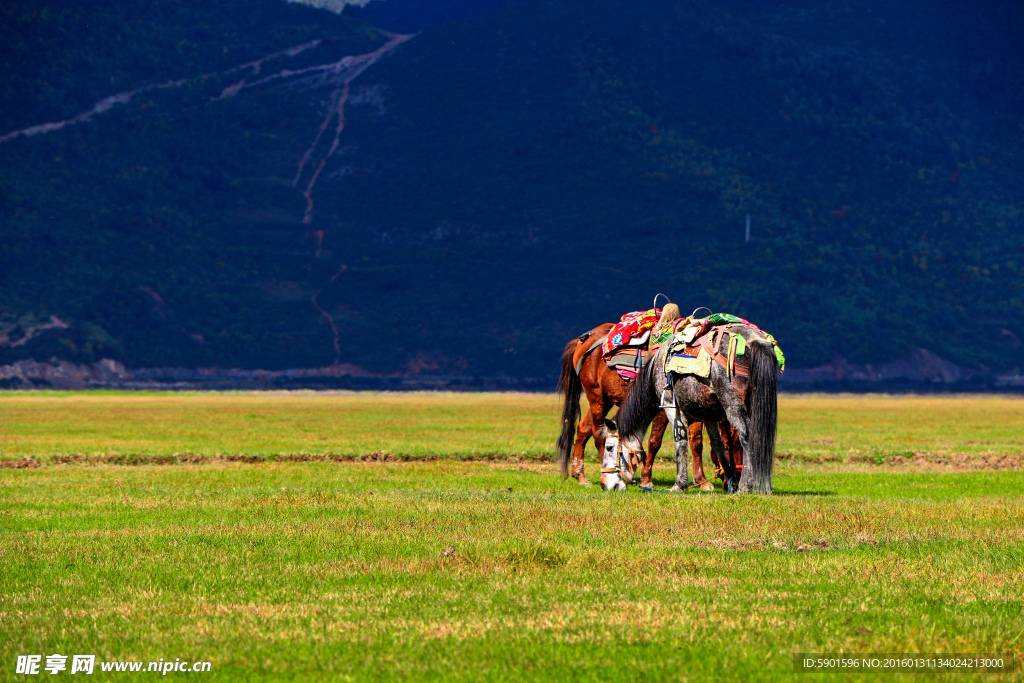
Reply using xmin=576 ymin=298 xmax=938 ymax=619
xmin=2 ymin=0 xmax=1023 ymax=383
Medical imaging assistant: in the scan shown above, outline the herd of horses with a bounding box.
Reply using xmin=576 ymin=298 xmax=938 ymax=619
xmin=556 ymin=303 xmax=779 ymax=494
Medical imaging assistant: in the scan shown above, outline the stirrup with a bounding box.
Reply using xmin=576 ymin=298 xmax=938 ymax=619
xmin=658 ymin=388 xmax=674 ymax=409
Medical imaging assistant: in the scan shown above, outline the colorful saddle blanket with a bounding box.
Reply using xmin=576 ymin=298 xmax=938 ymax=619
xmin=604 ymin=346 xmax=648 ymax=381
xmin=599 ymin=308 xmax=663 ymax=381
xmin=576 ymin=308 xmax=785 ymax=384
xmin=665 ymin=314 xmax=785 ymax=379
xmin=601 ymin=308 xmax=661 ymax=356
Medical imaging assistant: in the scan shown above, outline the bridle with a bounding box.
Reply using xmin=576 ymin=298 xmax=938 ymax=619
xmin=600 ymin=438 xmax=644 ymax=481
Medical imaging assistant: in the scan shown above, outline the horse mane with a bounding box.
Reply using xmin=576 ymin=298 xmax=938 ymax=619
xmin=616 ymin=347 xmax=661 ymax=441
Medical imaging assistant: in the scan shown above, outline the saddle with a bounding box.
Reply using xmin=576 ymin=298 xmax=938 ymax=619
xmin=601 ymin=308 xmax=662 ymax=356
xmin=574 ymin=305 xmax=683 ymax=382
xmin=665 ymin=314 xmax=785 ymax=379
xmin=666 ymin=326 xmax=749 ymax=379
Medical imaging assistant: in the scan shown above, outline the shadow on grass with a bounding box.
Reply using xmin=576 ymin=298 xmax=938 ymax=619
xmin=772 ymin=490 xmax=835 ymax=496
xmin=646 ymin=477 xmax=835 ymax=496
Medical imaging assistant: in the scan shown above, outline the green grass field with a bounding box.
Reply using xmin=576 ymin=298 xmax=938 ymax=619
xmin=2 ymin=391 xmax=1022 ymax=464
xmin=2 ymin=392 xmax=1023 ymax=681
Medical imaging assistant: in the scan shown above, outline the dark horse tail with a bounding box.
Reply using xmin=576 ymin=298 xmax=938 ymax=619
xmin=617 ymin=348 xmax=661 ymax=443
xmin=747 ymin=341 xmax=778 ymax=494
xmin=555 ymin=339 xmax=583 ymax=478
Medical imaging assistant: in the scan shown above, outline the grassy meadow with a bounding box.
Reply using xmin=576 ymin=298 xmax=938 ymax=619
xmin=1 ymin=391 xmax=1023 ymax=681
xmin=1 ymin=391 xmax=1022 ymax=464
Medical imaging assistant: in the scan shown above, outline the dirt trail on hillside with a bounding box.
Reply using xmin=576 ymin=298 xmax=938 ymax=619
xmin=288 ymin=33 xmax=413 ymax=225
xmin=2 ymin=33 xmax=414 ymax=366
xmin=279 ymin=33 xmax=413 ymax=363
xmin=0 ymin=40 xmax=323 ymax=144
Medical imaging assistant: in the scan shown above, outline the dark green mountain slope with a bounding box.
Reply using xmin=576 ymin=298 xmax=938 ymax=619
xmin=1 ymin=0 xmax=381 ymax=131
xmin=2 ymin=0 xmax=1023 ymax=380
xmin=298 ymin=0 xmax=1024 ymax=375
xmin=1 ymin=0 xmax=386 ymax=368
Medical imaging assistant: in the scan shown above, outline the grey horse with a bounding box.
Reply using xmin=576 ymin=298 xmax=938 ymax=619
xmin=617 ymin=322 xmax=779 ymax=494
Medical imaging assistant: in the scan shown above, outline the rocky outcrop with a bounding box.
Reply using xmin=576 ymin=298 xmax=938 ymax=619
xmin=0 ymin=358 xmax=127 ymax=389
xmin=0 ymin=359 xmax=375 ymax=389
xmin=780 ymin=347 xmax=974 ymax=385
xmin=0 ymin=347 xmax=1013 ymax=391
xmin=0 ymin=358 xmax=545 ymax=390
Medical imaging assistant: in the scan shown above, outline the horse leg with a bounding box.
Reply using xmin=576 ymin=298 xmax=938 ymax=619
xmin=642 ymin=411 xmax=668 ymax=488
xmin=705 ymin=423 xmax=738 ymax=493
xmin=570 ymin=411 xmax=594 ymax=486
xmin=721 ymin=421 xmax=743 ymax=472
xmin=709 ymin=433 xmax=725 ymax=481
xmin=688 ymin=421 xmax=714 ymax=492
xmin=665 ymin=406 xmax=691 ymax=493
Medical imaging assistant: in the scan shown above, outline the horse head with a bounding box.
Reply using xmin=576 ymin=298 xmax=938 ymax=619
xmin=597 ymin=419 xmax=644 ymax=491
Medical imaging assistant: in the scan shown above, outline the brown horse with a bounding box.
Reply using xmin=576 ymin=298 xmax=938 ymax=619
xmin=556 ymin=327 xmax=668 ymax=488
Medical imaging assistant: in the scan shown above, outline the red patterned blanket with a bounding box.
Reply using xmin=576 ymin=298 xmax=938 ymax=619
xmin=601 ymin=308 xmax=661 ymax=357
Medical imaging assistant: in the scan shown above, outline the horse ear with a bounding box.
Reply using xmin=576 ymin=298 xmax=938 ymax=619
xmin=596 ymin=418 xmax=617 ymax=438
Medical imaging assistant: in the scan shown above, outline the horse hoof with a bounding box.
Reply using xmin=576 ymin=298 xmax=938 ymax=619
xmin=699 ymin=482 xmax=715 ymax=492
xmin=668 ymin=485 xmax=685 ymax=494
xmin=578 ymin=479 xmax=593 ymax=487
